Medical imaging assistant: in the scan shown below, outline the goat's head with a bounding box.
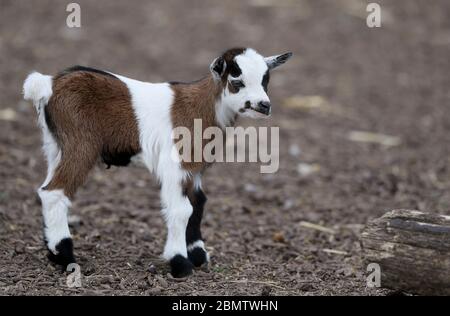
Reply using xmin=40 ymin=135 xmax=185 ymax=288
xmin=210 ymin=48 xmax=292 ymax=119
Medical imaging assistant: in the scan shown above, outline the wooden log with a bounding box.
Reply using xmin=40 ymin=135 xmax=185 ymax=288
xmin=361 ymin=209 xmax=450 ymax=295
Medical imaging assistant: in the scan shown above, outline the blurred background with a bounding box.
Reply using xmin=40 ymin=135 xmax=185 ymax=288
xmin=0 ymin=0 xmax=449 ymax=295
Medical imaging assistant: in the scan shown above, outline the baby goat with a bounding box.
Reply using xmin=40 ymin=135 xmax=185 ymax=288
xmin=23 ymin=48 xmax=292 ymax=277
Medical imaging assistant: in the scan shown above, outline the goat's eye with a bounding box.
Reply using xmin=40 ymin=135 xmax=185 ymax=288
xmin=231 ymin=80 xmax=245 ymax=90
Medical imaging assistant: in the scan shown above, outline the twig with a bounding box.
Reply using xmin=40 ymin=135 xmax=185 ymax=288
xmin=322 ymin=249 xmax=348 ymax=256
xmin=299 ymin=221 xmax=336 ymax=234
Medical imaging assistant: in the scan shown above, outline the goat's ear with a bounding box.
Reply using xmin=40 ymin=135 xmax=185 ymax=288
xmin=265 ymin=52 xmax=293 ymax=70
xmin=210 ymin=56 xmax=226 ymax=80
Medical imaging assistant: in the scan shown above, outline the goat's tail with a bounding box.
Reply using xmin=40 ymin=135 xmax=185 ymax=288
xmin=23 ymin=72 xmax=53 ymax=128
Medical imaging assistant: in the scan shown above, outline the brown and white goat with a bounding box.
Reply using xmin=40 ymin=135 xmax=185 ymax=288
xmin=23 ymin=48 xmax=292 ymax=277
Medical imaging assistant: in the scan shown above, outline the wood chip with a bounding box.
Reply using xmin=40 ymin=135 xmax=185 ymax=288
xmin=297 ymin=163 xmax=320 ymax=177
xmin=347 ymin=131 xmax=401 ymax=147
xmin=283 ymin=95 xmax=328 ymax=110
xmin=299 ymin=221 xmax=336 ymax=234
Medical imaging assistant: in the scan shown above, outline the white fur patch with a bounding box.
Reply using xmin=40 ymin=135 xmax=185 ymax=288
xmin=39 ymin=189 xmax=72 ymax=253
xmin=23 ymin=72 xmax=53 ymax=129
xmin=114 ymin=75 xmax=175 ymax=173
xmin=41 ymin=123 xmax=61 ymax=188
xmin=23 ymin=72 xmax=53 ymax=104
xmin=215 ymin=101 xmax=236 ymax=129
xmin=115 ymin=74 xmax=193 ymax=261
xmin=161 ymin=195 xmax=193 ymax=260
xmin=187 ymin=240 xmax=205 ymax=252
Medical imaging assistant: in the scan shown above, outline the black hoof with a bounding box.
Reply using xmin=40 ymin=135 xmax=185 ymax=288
xmin=170 ymin=254 xmax=194 ymax=278
xmin=188 ymin=247 xmax=209 ymax=267
xmin=47 ymin=238 xmax=76 ymax=270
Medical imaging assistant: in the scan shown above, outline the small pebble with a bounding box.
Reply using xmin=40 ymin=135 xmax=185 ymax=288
xmin=272 ymin=232 xmax=286 ymax=243
xmin=297 ymin=163 xmax=320 ymax=177
xmin=244 ymin=183 xmax=257 ymax=193
xmin=155 ymin=275 xmax=168 ymax=288
xmin=148 ymin=264 xmax=157 ymax=275
xmin=14 ymin=244 xmax=25 ymax=254
xmin=289 ymin=144 xmax=302 ymax=157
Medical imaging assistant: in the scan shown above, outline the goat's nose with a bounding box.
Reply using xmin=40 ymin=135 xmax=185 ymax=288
xmin=258 ymin=101 xmax=271 ymax=115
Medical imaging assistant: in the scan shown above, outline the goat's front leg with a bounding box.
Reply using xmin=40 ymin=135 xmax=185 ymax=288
xmin=159 ymin=170 xmax=194 ymax=278
xmin=185 ymin=176 xmax=209 ymax=267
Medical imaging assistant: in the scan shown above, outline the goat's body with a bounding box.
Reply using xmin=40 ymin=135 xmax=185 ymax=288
xmin=45 ymin=69 xmax=220 ymax=178
xmin=22 ymin=48 xmax=292 ymax=278
xmin=47 ymin=69 xmax=179 ymax=173
xmin=24 ymin=67 xmax=212 ymax=275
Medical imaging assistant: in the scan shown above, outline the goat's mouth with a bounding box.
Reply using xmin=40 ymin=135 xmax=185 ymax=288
xmin=251 ymin=106 xmax=271 ymax=116
xmin=239 ymin=105 xmax=271 ymax=116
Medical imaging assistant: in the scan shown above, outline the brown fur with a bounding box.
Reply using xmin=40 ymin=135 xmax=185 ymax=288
xmin=170 ymin=48 xmax=248 ymax=173
xmin=44 ymin=71 xmax=141 ymax=198
xmin=170 ymin=75 xmax=226 ymax=173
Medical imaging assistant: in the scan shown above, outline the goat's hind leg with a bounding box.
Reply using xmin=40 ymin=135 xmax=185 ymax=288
xmin=37 ymin=134 xmax=74 ymax=268
xmin=39 ymin=186 xmax=74 ymax=268
xmin=39 ymin=147 xmax=95 ymax=269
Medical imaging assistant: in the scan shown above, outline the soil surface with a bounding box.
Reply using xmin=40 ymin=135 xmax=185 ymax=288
xmin=1 ymin=0 xmax=449 ymax=295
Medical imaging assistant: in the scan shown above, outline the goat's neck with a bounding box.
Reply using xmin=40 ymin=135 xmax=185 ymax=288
xmin=215 ymin=99 xmax=236 ymax=129
xmin=176 ymin=75 xmax=236 ymax=129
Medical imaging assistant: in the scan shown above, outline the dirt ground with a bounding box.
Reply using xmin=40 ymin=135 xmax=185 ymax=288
xmin=1 ymin=0 xmax=450 ymax=296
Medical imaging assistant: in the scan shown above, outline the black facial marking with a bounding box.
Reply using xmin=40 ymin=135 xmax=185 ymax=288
xmin=229 ymin=80 xmax=245 ymax=93
xmin=262 ymin=70 xmax=270 ymax=92
xmin=228 ymin=62 xmax=242 ymax=78
xmin=231 ymin=80 xmax=245 ymax=89
xmin=239 ymin=101 xmax=252 ymax=113
xmin=221 ymin=47 xmax=246 ymax=79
